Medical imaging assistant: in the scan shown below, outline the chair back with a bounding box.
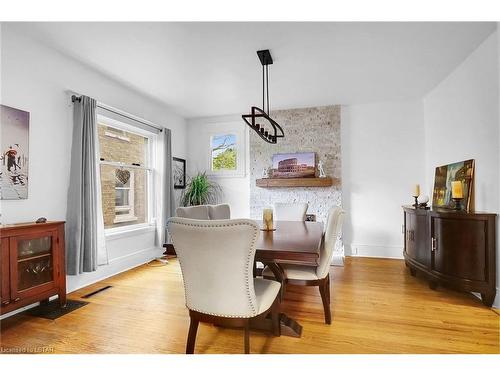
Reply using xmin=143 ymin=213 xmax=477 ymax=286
xmin=316 ymin=207 xmax=345 ymax=279
xmin=273 ymin=202 xmax=308 ymax=221
xmin=167 ymin=218 xmax=260 ymax=318
xmin=207 ymin=204 xmax=231 ymax=220
xmin=176 ymin=206 xmax=210 ymax=220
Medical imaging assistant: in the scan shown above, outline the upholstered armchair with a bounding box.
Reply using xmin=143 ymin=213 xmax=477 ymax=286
xmin=273 ymin=202 xmax=308 ymax=221
xmin=263 ymin=206 xmax=345 ymax=324
xmin=175 ymin=204 xmax=231 ymax=220
xmin=207 ymin=204 xmax=231 ymax=219
xmin=176 ymin=205 xmax=210 ymax=220
xmin=167 ymin=218 xmax=281 ymax=354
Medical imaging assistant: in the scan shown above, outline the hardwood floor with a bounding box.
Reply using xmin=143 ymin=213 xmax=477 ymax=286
xmin=1 ymin=257 xmax=498 ymax=354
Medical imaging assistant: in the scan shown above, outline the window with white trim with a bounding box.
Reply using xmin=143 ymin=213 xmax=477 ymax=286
xmin=205 ymin=123 xmax=246 ymax=178
xmin=97 ymin=116 xmax=155 ymax=231
xmin=210 ymin=133 xmax=237 ymax=172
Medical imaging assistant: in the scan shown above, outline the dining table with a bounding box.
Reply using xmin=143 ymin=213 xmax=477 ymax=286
xmin=252 ymin=220 xmax=324 ymax=338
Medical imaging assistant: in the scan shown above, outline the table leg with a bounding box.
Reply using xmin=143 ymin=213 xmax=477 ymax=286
xmin=253 ymin=261 xmax=302 ymax=337
xmin=249 ymin=313 xmax=303 ymax=338
xmin=266 ymin=262 xmax=286 ymax=301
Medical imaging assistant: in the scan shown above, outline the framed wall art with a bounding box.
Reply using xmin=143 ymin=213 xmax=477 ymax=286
xmin=1 ymin=104 xmax=30 ymax=200
xmin=432 ymin=159 xmax=474 ymax=211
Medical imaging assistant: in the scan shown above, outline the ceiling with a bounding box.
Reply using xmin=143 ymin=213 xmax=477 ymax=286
xmin=6 ymin=22 xmax=496 ymax=118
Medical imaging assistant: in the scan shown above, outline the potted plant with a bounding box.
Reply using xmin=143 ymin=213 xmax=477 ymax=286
xmin=181 ymin=172 xmax=222 ymax=206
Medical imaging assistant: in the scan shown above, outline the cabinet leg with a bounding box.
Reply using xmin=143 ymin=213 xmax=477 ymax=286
xmin=429 ymin=281 xmax=438 ymax=290
xmin=480 ymin=292 xmax=495 ymax=307
xmin=59 ymin=292 xmax=67 ymax=308
xmin=409 ymin=268 xmax=416 ymax=277
xmin=40 ymin=298 xmax=50 ymax=306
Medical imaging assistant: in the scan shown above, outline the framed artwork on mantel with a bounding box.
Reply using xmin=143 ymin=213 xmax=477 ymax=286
xmin=271 ymin=152 xmax=316 ymax=178
xmin=0 ymin=104 xmax=30 ymax=200
xmin=432 ymin=159 xmax=474 ymax=211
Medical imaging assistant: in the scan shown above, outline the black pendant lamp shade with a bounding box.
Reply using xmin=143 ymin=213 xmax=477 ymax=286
xmin=242 ymin=49 xmax=284 ymax=144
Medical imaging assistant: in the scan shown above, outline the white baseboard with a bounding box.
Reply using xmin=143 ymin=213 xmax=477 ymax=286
xmin=331 ymin=253 xmax=344 ymax=266
xmin=346 ymin=243 xmax=403 ymax=259
xmin=1 ymin=246 xmax=162 ymax=320
xmin=493 ymin=288 xmax=500 ymax=309
xmin=66 ymin=246 xmax=163 ymax=293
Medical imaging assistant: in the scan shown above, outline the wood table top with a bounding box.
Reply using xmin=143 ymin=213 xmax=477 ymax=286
xmin=255 ymin=221 xmax=323 ymax=266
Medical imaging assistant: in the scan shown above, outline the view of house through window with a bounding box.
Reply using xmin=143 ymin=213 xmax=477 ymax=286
xmin=211 ymin=134 xmax=237 ymax=171
xmin=97 ymin=120 xmax=152 ymax=229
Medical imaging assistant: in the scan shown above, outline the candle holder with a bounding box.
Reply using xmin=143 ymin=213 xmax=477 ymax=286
xmin=452 ymin=197 xmax=463 ymax=211
xmin=413 ymin=196 xmax=419 ymax=208
xmin=262 ymin=208 xmax=276 ymax=231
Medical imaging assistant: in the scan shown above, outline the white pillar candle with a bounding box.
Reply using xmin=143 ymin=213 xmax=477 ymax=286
xmin=413 ymin=184 xmax=420 ymax=197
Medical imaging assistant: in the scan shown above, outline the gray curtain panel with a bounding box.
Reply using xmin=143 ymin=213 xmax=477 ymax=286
xmin=158 ymin=128 xmax=176 ymax=246
xmin=66 ymin=95 xmax=99 ymax=275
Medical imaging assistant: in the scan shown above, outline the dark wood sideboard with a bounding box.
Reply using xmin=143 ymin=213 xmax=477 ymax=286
xmin=403 ymin=206 xmax=496 ymax=306
xmin=1 ymin=221 xmax=66 ymax=315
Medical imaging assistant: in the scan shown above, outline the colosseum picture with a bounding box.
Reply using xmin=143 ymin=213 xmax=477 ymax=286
xmin=271 ymin=152 xmax=316 ymax=178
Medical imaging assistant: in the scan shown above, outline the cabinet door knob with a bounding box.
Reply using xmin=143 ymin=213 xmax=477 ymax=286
xmin=13 ymin=297 xmax=20 ymax=302
xmin=2 ymin=300 xmax=10 ymax=305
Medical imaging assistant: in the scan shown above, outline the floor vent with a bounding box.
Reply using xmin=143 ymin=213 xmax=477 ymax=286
xmin=81 ymin=285 xmax=113 ymax=299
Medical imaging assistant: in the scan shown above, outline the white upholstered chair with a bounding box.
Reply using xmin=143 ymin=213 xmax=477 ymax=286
xmin=273 ymin=202 xmax=308 ymax=221
xmin=176 ymin=205 xmax=210 ymax=220
xmin=167 ymin=217 xmax=281 ymax=354
xmin=175 ymin=204 xmax=231 ymax=220
xmin=263 ymin=206 xmax=345 ymax=324
xmin=207 ymin=204 xmax=231 ymax=220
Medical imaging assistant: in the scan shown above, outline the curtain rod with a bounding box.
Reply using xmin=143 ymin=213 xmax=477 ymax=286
xmin=71 ymin=95 xmax=163 ymax=133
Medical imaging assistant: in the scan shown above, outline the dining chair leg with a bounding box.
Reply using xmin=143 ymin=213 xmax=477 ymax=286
xmin=319 ymin=274 xmax=332 ymax=325
xmin=244 ymin=320 xmax=250 ymax=354
xmin=271 ymin=296 xmax=281 ymax=336
xmin=186 ymin=317 xmax=199 ymax=354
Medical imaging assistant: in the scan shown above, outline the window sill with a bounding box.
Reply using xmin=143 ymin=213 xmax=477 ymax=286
xmin=105 ymin=224 xmax=156 ymax=241
xmin=113 ymin=215 xmax=138 ymax=224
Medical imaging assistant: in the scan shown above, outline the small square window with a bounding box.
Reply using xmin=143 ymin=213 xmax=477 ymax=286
xmin=210 ymin=134 xmax=237 ymax=171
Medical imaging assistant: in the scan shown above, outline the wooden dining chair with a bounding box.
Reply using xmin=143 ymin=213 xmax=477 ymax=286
xmin=273 ymin=202 xmax=308 ymax=221
xmin=167 ymin=217 xmax=281 ymax=354
xmin=263 ymin=206 xmax=345 ymax=324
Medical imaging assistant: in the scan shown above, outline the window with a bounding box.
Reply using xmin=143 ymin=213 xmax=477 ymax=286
xmin=204 ymin=123 xmax=246 ymax=178
xmin=114 ymin=170 xmax=136 ymax=223
xmin=210 ymin=134 xmax=237 ymax=171
xmin=97 ymin=116 xmax=154 ymax=231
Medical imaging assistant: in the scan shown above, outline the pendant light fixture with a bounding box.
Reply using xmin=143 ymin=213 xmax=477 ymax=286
xmin=242 ymin=49 xmax=284 ymax=144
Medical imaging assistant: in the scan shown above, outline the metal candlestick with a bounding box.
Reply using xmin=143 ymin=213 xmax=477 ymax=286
xmin=413 ymin=196 xmax=419 ymax=208
xmin=452 ymin=197 xmax=463 ymax=211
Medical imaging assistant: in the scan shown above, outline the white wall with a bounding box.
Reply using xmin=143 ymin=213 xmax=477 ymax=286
xmin=0 ymin=26 xmax=187 ymax=295
xmin=186 ymin=115 xmax=250 ymax=218
xmin=341 ymin=100 xmax=426 ymax=259
xmin=423 ymin=30 xmax=499 ymax=307
xmin=424 ymin=32 xmax=498 ymax=212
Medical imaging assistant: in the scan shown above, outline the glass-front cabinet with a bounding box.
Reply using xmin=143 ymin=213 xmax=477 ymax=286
xmin=11 ymin=231 xmax=59 ymax=298
xmin=0 ymin=222 xmax=66 ymax=315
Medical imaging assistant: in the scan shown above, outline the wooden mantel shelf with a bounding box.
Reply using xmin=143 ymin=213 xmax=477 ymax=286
xmin=256 ymin=177 xmax=339 ymax=188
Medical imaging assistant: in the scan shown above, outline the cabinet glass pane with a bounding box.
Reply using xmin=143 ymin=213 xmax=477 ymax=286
xmin=17 ymin=256 xmax=53 ymax=291
xmin=17 ymin=236 xmax=52 ymax=259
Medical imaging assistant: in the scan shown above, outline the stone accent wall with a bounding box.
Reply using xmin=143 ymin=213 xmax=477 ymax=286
xmin=250 ymin=105 xmax=341 ymax=224
xmin=98 ymin=125 xmax=147 ymax=228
